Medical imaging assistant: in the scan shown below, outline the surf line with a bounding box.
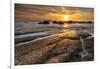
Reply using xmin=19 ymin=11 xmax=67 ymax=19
xmin=15 ymin=33 xmax=65 ymax=46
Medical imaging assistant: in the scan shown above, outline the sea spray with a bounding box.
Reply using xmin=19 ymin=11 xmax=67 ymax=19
xmin=79 ymin=36 xmax=88 ymax=61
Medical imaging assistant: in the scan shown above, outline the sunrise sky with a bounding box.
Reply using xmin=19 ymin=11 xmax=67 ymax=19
xmin=15 ymin=3 xmax=94 ymax=21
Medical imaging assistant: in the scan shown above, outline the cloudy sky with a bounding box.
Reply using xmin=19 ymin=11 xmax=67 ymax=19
xmin=15 ymin=3 xmax=94 ymax=21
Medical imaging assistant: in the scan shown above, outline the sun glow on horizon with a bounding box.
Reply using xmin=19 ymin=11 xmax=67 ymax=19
xmin=63 ymin=15 xmax=70 ymax=21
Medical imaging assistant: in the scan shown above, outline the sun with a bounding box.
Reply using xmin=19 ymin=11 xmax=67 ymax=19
xmin=63 ymin=15 xmax=69 ymax=21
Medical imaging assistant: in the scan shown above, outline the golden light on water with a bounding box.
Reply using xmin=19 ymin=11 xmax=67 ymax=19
xmin=60 ymin=30 xmax=77 ymax=38
xmin=63 ymin=24 xmax=69 ymax=28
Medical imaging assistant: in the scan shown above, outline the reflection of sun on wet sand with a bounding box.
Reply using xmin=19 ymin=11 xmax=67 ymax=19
xmin=15 ymin=28 xmax=94 ymax=65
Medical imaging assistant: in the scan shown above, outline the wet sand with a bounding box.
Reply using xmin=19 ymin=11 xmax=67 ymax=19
xmin=15 ymin=29 xmax=94 ymax=65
